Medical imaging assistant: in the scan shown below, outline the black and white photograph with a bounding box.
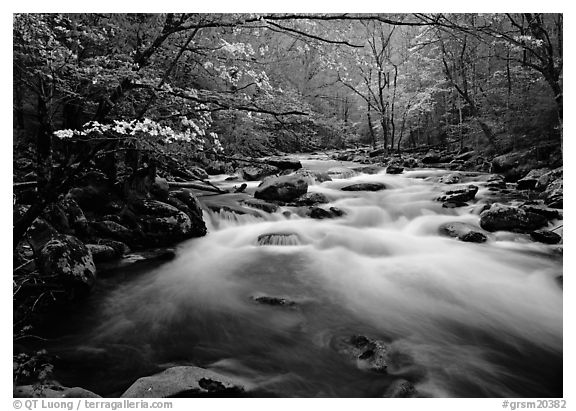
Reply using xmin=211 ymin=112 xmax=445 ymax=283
xmin=12 ymin=11 xmax=564 ymax=401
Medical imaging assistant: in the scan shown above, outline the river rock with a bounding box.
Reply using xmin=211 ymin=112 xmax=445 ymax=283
xmin=402 ymin=157 xmax=419 ymax=168
xmin=438 ymin=222 xmax=487 ymax=243
xmin=38 ymin=234 xmax=96 ymax=293
xmin=151 ymin=176 xmax=170 ymax=201
xmin=386 ymin=165 xmax=404 ymax=174
xmin=333 ymin=335 xmax=390 ymax=373
xmin=251 ymin=295 xmax=296 ymax=306
xmin=341 ymin=182 xmax=386 ymax=192
xmin=205 ymin=161 xmax=229 ymax=175
xmin=422 ymin=150 xmax=442 ymax=164
xmin=437 ymin=185 xmax=478 ymax=202
xmin=354 ymin=165 xmax=383 ymax=174
xmin=530 ymin=230 xmax=562 ymax=244
xmin=241 ymin=165 xmax=279 ymax=181
xmin=519 ymin=204 xmax=562 ymax=221
xmin=369 ymin=148 xmax=387 ymax=157
xmin=439 ymin=173 xmax=461 ymax=184
xmin=535 ymin=167 xmax=563 ymax=191
xmin=92 ymin=220 xmax=135 ymax=244
xmin=308 ymin=207 xmax=335 ymax=219
xmin=130 ymin=199 xmax=201 ymax=245
xmin=383 ymin=379 xmax=417 ymax=398
xmin=86 ymin=244 xmax=122 ymax=262
xmin=517 ymin=169 xmax=550 ymax=190
xmin=254 ymin=175 xmax=308 ymax=202
xmin=292 ymin=192 xmax=329 ymax=206
xmin=14 ymin=384 xmax=101 ymax=398
xmin=542 ymin=178 xmax=562 ymax=209
xmin=121 ymin=366 xmax=246 ymax=398
xmin=479 ymin=203 xmax=548 ymax=232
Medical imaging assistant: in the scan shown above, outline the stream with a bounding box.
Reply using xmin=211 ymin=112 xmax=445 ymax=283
xmin=42 ymin=156 xmax=563 ymax=397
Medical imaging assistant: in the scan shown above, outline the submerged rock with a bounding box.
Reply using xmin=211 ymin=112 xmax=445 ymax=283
xmin=241 ymin=198 xmax=279 ymax=213
xmin=121 ymin=366 xmax=246 ymax=398
xmin=341 ymin=183 xmax=386 ymax=192
xmin=382 ymin=379 xmax=417 ymax=398
xmin=333 ymin=335 xmax=390 ymax=373
xmin=251 ymin=295 xmax=296 ymax=307
xmin=254 ymin=175 xmax=308 ymax=202
xmin=479 ymin=203 xmax=548 ymax=232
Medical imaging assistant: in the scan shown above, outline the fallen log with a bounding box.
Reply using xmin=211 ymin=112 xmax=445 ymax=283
xmin=168 ymin=181 xmax=228 ymax=194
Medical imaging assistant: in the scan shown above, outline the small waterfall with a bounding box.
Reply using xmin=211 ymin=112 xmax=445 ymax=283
xmin=257 ymin=232 xmax=302 ymax=246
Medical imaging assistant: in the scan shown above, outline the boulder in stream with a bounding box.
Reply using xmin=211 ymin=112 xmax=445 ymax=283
xmin=437 ymin=185 xmax=478 ymax=202
xmin=121 ymin=366 xmax=246 ymax=397
xmin=38 ymin=234 xmax=97 ymax=293
xmin=241 ymin=165 xmax=279 ymax=181
xmin=542 ymin=178 xmax=563 ymax=209
xmin=530 ymin=229 xmax=562 ymax=244
xmin=386 ymin=165 xmax=404 ymax=174
xmin=341 ymin=182 xmax=386 ymax=192
xmin=333 ymin=335 xmax=390 ymax=373
xmin=479 ymin=203 xmax=548 ymax=232
xmin=254 ymin=175 xmax=308 ymax=202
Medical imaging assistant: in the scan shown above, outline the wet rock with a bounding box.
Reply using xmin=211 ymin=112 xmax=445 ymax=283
xmin=341 ymin=183 xmax=386 ymax=192
xmin=254 ymin=175 xmax=308 ymax=202
xmin=437 ymin=185 xmax=478 ymax=202
xmin=535 ymin=167 xmax=563 ymax=191
xmin=190 ymin=166 xmax=209 ymax=180
xmin=329 ymin=207 xmax=346 ymax=217
xmin=519 ymin=204 xmax=562 ymax=221
xmin=422 ymin=150 xmax=442 ymax=164
xmin=241 ymin=165 xmax=279 ymax=181
xmin=151 ymin=176 xmax=170 ymax=201
xmin=439 ymin=173 xmax=461 ymax=184
xmin=205 ymin=161 xmax=229 ymax=175
xmin=438 ymin=222 xmax=487 ymax=243
xmin=383 ymin=379 xmax=417 ymax=398
xmin=14 ymin=384 xmax=101 ymax=398
xmin=492 ymin=151 xmax=526 ymax=172
xmin=241 ymin=198 xmax=279 ymax=213
xmin=92 ymin=220 xmax=135 ymax=244
xmin=442 ymin=201 xmax=468 ymax=208
xmin=308 ymin=207 xmax=334 ymax=219
xmin=479 ymin=203 xmax=548 ymax=232
xmin=517 ymin=169 xmax=550 ymax=190
xmin=542 ymin=178 xmax=562 ymax=209
xmin=251 ymin=295 xmax=296 ymax=306
xmin=369 ymin=148 xmax=387 ymax=157
xmin=131 ymin=199 xmax=204 ymax=245
xmin=86 ymin=244 xmax=119 ymax=262
xmin=292 ymin=192 xmax=329 ymax=206
xmin=402 ymin=157 xmax=419 ymax=168
xmin=121 ymin=366 xmax=246 ymax=398
xmin=38 ymin=234 xmax=96 ymax=293
xmin=333 ymin=335 xmax=390 ymax=373
xmin=386 ymin=165 xmax=404 ymax=174
xmin=257 ymin=233 xmax=301 ymax=246
xmin=530 ymin=230 xmax=562 ymax=244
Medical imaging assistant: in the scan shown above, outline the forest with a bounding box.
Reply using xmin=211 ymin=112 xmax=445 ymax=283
xmin=13 ymin=13 xmax=563 ymax=399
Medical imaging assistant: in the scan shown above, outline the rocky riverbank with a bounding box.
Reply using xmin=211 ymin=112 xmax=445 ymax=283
xmin=13 ymin=144 xmax=562 ymax=397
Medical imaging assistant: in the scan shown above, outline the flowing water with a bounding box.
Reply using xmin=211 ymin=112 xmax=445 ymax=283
xmin=43 ymin=156 xmax=563 ymax=397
